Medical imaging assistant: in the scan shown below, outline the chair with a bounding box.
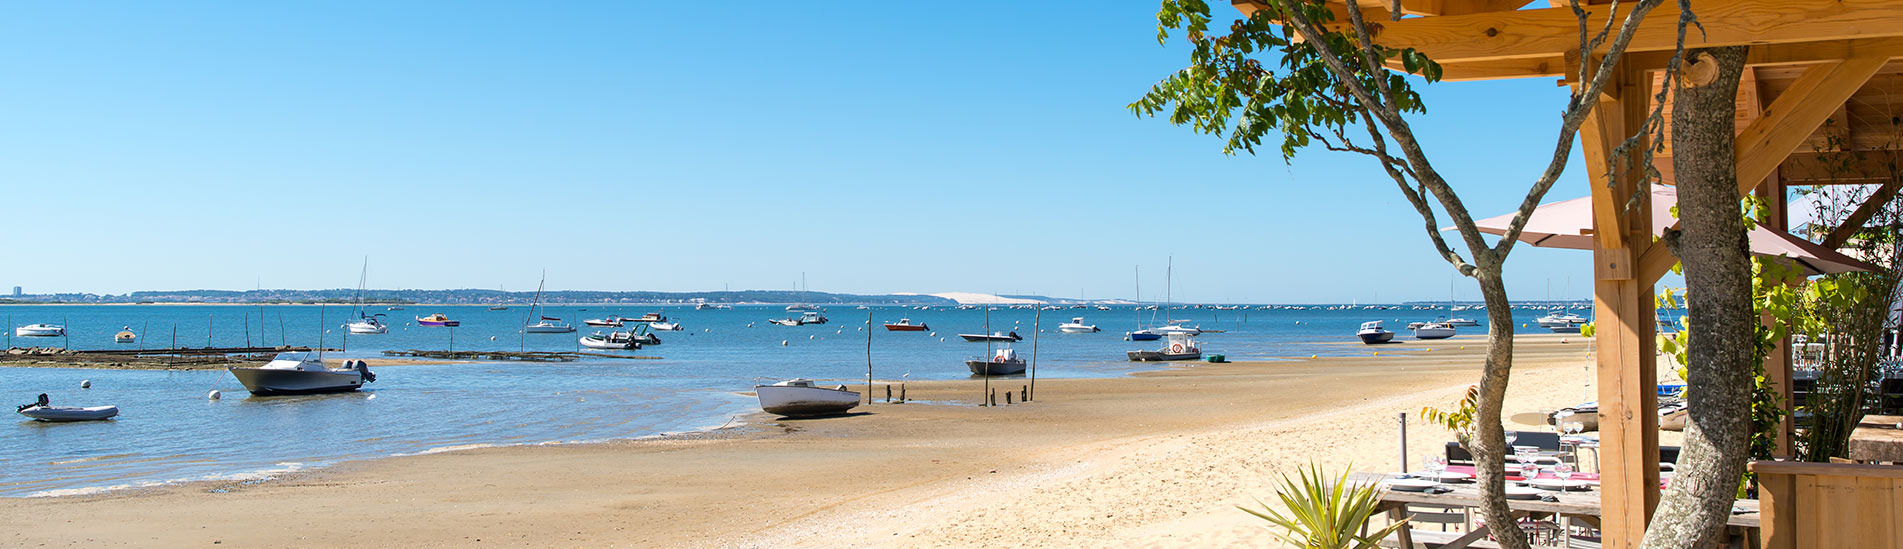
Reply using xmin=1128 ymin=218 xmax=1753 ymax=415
xmin=1509 ymin=431 xmax=1562 ymax=451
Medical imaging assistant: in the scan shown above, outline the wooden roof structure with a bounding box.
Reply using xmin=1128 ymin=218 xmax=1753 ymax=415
xmin=1229 ymin=1 xmax=1903 ymax=547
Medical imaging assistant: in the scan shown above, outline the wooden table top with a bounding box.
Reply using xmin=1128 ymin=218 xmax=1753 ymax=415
xmin=1351 ymin=472 xmax=1761 ymax=528
xmin=1849 ymin=414 xmax=1903 ymax=463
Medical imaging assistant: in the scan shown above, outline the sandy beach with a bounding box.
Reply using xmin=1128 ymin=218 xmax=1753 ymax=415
xmin=2 ymin=334 xmax=1612 ymax=547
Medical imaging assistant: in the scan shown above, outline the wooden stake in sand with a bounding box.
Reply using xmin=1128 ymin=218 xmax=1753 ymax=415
xmin=865 ymin=311 xmax=873 ymax=405
xmin=1031 ymin=308 xmax=1040 ymax=402
xmin=982 ymin=307 xmax=992 ymax=407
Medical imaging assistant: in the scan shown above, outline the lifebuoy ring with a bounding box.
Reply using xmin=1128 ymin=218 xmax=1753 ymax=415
xmin=1171 ymin=344 xmax=1184 ymax=353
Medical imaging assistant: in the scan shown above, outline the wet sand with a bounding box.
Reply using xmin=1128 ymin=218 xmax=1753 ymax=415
xmin=1 ymin=334 xmax=1604 ymax=547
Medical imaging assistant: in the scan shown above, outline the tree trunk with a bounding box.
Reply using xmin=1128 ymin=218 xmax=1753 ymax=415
xmin=1640 ymin=46 xmax=1754 ymax=549
xmin=1470 ymin=267 xmax=1532 ymax=549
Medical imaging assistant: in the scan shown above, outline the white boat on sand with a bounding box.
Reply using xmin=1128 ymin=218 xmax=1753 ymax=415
xmin=16 ymin=394 xmax=118 ymax=422
xmin=1413 ymin=322 xmax=1457 ymax=340
xmin=1127 ymin=332 xmax=1203 ymax=362
xmin=1357 ymin=321 xmax=1395 ymax=344
xmin=966 ymin=347 xmax=1028 ymax=375
xmin=755 ymin=379 xmax=860 ymax=417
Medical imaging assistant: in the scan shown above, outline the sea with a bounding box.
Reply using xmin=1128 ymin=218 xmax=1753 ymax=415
xmin=0 ymin=302 xmax=1580 ymax=497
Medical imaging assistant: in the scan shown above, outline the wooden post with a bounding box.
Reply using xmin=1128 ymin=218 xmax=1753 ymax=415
xmin=989 ymin=388 xmax=996 ymax=407
xmin=983 ymin=307 xmax=992 ymax=407
xmin=885 ymin=384 xmax=891 ymax=403
xmin=207 ymin=314 xmax=213 ymax=348
xmin=1587 ymin=63 xmax=1661 ymax=549
xmin=865 ymin=311 xmax=873 ymax=405
xmin=1030 ymin=308 xmax=1040 ymax=401
xmin=1399 ymin=412 xmax=1409 ymax=473
xmin=1006 ymin=391 xmax=1012 ymax=405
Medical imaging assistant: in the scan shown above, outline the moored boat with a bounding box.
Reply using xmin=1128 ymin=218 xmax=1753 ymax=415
xmin=415 ymin=313 xmax=459 ymax=327
xmin=1537 ymin=312 xmax=1588 ymax=333
xmin=1357 ymin=321 xmax=1395 ymax=344
xmin=958 ymin=331 xmax=1021 ymax=342
xmin=524 ymin=317 xmax=576 ymax=333
xmin=649 ymin=321 xmax=683 ymax=331
xmin=228 ymin=352 xmax=375 ymax=396
xmin=579 ymin=330 xmax=642 ymax=350
xmin=16 ymin=395 xmax=118 ymax=422
xmin=15 ymin=324 xmax=64 ymax=337
xmin=629 ymin=312 xmax=668 ymax=323
xmin=1127 ymin=332 xmax=1203 ymax=361
xmin=966 ymin=347 xmax=1029 ymax=375
xmin=114 ymin=327 xmax=137 ymax=343
xmin=345 ymin=314 xmax=389 ymax=334
xmin=755 ymin=379 xmax=860 ymax=417
xmin=883 ymin=318 xmax=929 ymax=331
xmin=584 ymin=317 xmax=624 ymax=327
xmin=1444 ymin=317 xmax=1479 ymax=327
xmin=1128 ymin=329 xmax=1161 ymax=341
xmin=1058 ymin=317 xmax=1100 ymax=333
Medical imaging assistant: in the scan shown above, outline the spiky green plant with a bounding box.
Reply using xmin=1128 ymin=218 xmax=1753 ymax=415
xmin=1240 ymin=463 xmax=1407 ymax=549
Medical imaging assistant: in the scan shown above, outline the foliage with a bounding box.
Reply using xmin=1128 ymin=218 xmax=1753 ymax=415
xmin=1421 ymin=385 xmax=1479 ymax=449
xmin=1134 ymin=0 xmax=1441 ymax=159
xmin=1240 ymin=463 xmax=1408 ymax=549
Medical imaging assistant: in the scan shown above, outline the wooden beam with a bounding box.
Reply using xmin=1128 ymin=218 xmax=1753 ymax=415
xmin=1399 ymin=0 xmax=1533 ymax=16
xmin=1822 ymin=179 xmax=1903 ymax=248
xmin=1735 ymin=56 xmax=1888 ymax=194
xmin=1638 ymin=240 xmax=1675 ymax=284
xmin=1594 ymin=62 xmax=1659 ymax=549
xmin=1782 ymin=151 xmax=1902 ymax=182
xmin=1624 ymin=37 xmax=1903 ymax=72
xmin=1333 ymin=0 xmax=1903 ymax=65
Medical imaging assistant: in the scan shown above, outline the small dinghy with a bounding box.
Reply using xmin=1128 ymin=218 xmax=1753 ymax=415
xmin=114 ymin=327 xmax=138 ymax=344
xmin=754 ymin=379 xmax=860 ymax=417
xmin=649 ymin=321 xmax=683 ymax=331
xmin=16 ymin=394 xmax=118 ymax=422
xmin=579 ymin=330 xmax=642 ymax=350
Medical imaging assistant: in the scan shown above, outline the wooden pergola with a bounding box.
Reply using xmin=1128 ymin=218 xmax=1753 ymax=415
xmin=1228 ymin=1 xmax=1903 ymax=547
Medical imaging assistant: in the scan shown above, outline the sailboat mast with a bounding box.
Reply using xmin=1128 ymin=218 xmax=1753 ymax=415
xmin=1133 ymin=265 xmax=1140 ymax=330
xmin=1165 ymin=256 xmax=1172 ymax=323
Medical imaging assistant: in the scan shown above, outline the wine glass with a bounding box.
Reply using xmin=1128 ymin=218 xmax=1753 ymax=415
xmin=1515 ymin=447 xmax=1537 ymax=477
xmin=1424 ymin=455 xmax=1447 ymax=478
xmin=1554 ymin=462 xmax=1574 ymax=483
xmin=1505 ymin=431 xmax=1520 ymax=448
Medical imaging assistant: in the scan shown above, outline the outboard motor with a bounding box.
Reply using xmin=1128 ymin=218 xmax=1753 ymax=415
xmin=1008 ymin=331 xmax=1022 ymax=342
xmin=359 ymin=362 xmax=376 ymax=383
xmin=19 ymin=393 xmax=48 ymax=411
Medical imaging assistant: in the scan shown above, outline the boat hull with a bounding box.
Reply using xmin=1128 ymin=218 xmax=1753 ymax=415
xmin=417 ymin=320 xmax=459 ymax=327
xmin=755 ymin=385 xmax=860 ymax=417
xmin=18 ymin=405 xmax=118 ymax=422
xmin=1059 ymin=326 xmax=1100 ymax=333
xmin=346 ymin=323 xmax=387 ymax=334
xmin=883 ymin=324 xmax=928 ymax=332
xmin=1126 ymin=350 xmax=1202 ymax=362
xmin=583 ymin=320 xmax=623 ymax=327
xmin=1413 ymin=327 xmax=1456 ymax=340
xmin=579 ymin=336 xmax=639 ymax=350
xmin=958 ymin=334 xmax=1020 ymax=342
xmin=228 ymin=368 xmax=365 ymax=396
xmin=1128 ymin=331 xmax=1160 ymax=341
xmin=965 ymin=359 xmax=1028 ymax=375
xmin=1358 ymin=331 xmax=1395 ymax=344
xmin=523 ymin=325 xmax=576 ymax=333
xmin=15 ymin=327 xmax=63 ymax=337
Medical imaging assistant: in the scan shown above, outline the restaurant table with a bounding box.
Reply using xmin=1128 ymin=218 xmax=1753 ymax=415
xmin=1848 ymin=414 xmax=1903 ymax=463
xmin=1353 ymin=472 xmax=1760 ymax=548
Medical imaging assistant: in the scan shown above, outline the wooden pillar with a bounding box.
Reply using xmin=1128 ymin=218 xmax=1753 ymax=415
xmin=1755 ymin=172 xmax=1797 ymax=457
xmin=1584 ymin=62 xmax=1661 ymax=549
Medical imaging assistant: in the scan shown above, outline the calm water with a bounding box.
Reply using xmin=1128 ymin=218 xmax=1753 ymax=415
xmin=0 ymin=303 xmax=1573 ymax=497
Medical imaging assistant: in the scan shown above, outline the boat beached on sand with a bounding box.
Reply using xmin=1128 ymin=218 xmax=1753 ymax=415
xmin=228 ymin=352 xmax=375 ymax=396
xmin=1412 ymin=322 xmax=1457 ymax=340
xmin=966 ymin=347 xmax=1028 ymax=375
xmin=1357 ymin=321 xmax=1395 ymax=344
xmin=16 ymin=394 xmax=118 ymax=422
xmin=1127 ymin=332 xmax=1203 ymax=362
xmin=755 ymin=379 xmax=859 ymax=417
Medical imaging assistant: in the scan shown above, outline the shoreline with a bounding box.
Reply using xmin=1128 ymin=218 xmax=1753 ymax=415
xmin=2 ymin=334 xmax=1601 ymax=546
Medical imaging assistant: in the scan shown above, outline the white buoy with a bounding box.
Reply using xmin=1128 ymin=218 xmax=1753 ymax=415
xmin=929 ymin=332 xmax=936 ymax=336
xmin=939 ymin=337 xmax=946 ymax=342
xmin=781 ymin=340 xmax=788 ymax=346
xmin=809 ymin=335 xmax=816 ymax=340
xmin=490 ymin=336 xmax=497 ymax=341
xmin=80 ymin=380 xmax=91 ymax=389
xmin=208 ymin=390 xmax=222 ymax=400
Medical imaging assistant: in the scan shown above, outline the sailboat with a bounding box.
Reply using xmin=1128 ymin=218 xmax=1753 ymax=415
xmin=1149 ymin=257 xmax=1202 ymax=335
xmin=1128 ymin=265 xmax=1160 ymax=341
xmin=343 ymin=257 xmax=389 ymax=335
xmin=521 ymin=272 xmax=575 ymax=334
xmin=785 ymin=273 xmax=821 ymax=311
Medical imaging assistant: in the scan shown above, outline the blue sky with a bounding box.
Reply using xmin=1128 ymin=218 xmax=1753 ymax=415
xmin=0 ymin=1 xmax=1605 ymax=303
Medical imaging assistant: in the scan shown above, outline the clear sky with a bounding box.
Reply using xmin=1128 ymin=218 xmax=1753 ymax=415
xmin=0 ymin=1 xmax=1607 ymax=303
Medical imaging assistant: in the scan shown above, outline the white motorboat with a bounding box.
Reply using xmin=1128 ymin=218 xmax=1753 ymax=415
xmin=629 ymin=312 xmax=668 ymax=323
xmin=1151 ymin=324 xmax=1203 ymax=335
xmin=768 ymin=318 xmax=801 ymax=327
xmin=1413 ymin=322 xmax=1457 ymax=340
xmin=649 ymin=321 xmax=683 ymax=331
xmin=754 ymin=379 xmax=860 ymax=417
xmin=15 ymin=324 xmax=64 ymax=337
xmin=344 ymin=314 xmax=389 ymax=334
xmin=523 ymin=319 xmax=576 ymax=333
xmin=1357 ymin=321 xmax=1395 ymax=344
xmin=228 ymin=352 xmax=375 ymax=396
xmin=579 ymin=330 xmax=642 ymax=350
xmin=16 ymin=395 xmax=117 ymax=422
xmin=114 ymin=327 xmax=137 ymax=343
xmin=966 ymin=347 xmax=1029 ymax=375
xmin=1537 ymin=312 xmax=1588 ymax=333
xmin=1058 ymin=317 xmax=1100 ymax=333
xmin=1128 ymin=332 xmax=1203 ymax=361
xmin=583 ymin=317 xmax=625 ymax=327
xmin=1444 ymin=317 xmax=1479 ymax=327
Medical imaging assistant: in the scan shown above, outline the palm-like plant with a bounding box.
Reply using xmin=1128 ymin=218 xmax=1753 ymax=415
xmin=1240 ymin=463 xmax=1407 ymax=549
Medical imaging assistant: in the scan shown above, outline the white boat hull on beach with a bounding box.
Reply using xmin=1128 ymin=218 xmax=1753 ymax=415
xmin=1125 ymin=350 xmax=1202 ymax=362
xmin=1412 ymin=324 xmax=1456 ymax=339
xmin=755 ymin=381 xmax=860 ymax=417
xmin=965 ymin=358 xmax=1028 ymax=375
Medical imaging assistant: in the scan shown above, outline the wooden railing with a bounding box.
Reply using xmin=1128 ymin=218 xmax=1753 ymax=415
xmin=1751 ymin=460 xmax=1903 ymax=548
